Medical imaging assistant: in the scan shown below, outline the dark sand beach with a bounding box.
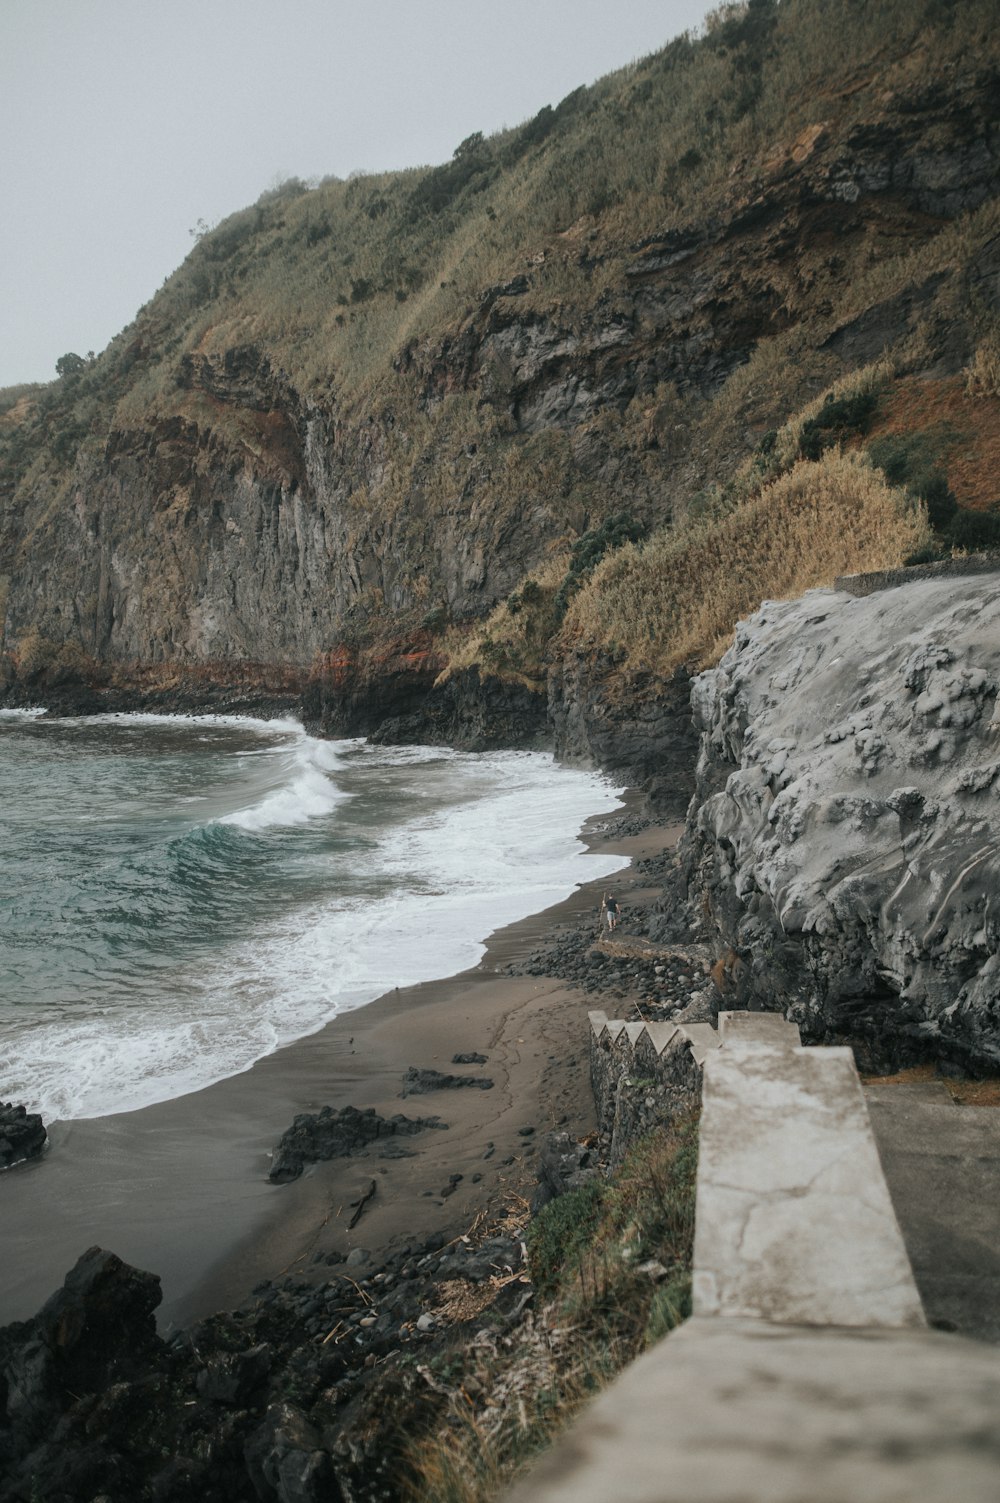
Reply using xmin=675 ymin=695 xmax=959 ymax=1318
xmin=1 ymin=815 xmax=679 ymax=1333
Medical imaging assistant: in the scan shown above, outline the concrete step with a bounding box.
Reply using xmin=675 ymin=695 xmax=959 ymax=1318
xmin=694 ymin=1042 xmax=923 ymax=1327
xmin=677 ymin=1021 xmax=722 ymax=1066
xmin=866 ymin=1095 xmax=1000 ymax=1341
xmin=503 ymin=1316 xmax=1000 ymax=1503
xmin=719 ymin=1010 xmax=801 ymax=1048
xmin=864 ymin=1079 xmax=954 ymax=1104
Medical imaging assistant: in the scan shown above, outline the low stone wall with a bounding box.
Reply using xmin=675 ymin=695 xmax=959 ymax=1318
xmin=589 ymin=1011 xmax=721 ymax=1166
xmin=836 ymin=550 xmax=1000 ymax=598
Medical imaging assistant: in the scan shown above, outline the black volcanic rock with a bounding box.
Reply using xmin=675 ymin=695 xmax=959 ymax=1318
xmin=0 ymin=1225 xmax=517 ymax=1502
xmin=0 ymin=1247 xmax=163 ymax=1492
xmin=268 ymin=1104 xmax=448 ymax=1184
xmin=401 ymin=1067 xmax=495 ymax=1097
xmin=0 ymin=1101 xmax=46 ymax=1169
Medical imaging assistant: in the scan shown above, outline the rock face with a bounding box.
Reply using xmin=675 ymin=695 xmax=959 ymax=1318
xmin=0 ymin=1247 xmax=163 ymax=1498
xmin=684 ymin=574 xmax=1000 ymax=1072
xmin=0 ymin=1102 xmax=46 ymax=1169
xmin=549 ymin=661 xmax=699 ymax=819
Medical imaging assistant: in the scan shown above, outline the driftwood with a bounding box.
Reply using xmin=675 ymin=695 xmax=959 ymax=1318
xmin=348 ymin=1179 xmax=377 ymax=1230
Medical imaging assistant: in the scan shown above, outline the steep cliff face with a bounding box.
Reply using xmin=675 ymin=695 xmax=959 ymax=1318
xmin=2 ymin=12 xmax=999 ymax=754
xmin=548 ymin=659 xmax=698 ymax=818
xmin=684 ymin=573 xmax=1000 ymax=1073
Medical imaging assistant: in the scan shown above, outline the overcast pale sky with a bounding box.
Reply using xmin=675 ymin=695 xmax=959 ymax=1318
xmin=1 ymin=0 xmax=714 ymax=390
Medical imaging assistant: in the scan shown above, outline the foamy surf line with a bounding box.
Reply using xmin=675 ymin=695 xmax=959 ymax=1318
xmin=6 ymin=752 xmax=626 ymax=1123
xmin=37 ymin=709 xmax=357 ymax=832
xmin=40 ymin=710 xmax=310 ymax=733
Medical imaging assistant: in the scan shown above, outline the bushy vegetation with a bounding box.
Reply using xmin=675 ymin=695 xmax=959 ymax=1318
xmin=553 ymin=513 xmax=648 ymax=617
xmin=404 ymin=1117 xmax=698 ymax=1503
xmin=866 ymin=432 xmax=957 ymax=531
xmin=945 ymin=508 xmax=1000 ymax=552
xmin=561 ymin=451 xmax=933 ymax=674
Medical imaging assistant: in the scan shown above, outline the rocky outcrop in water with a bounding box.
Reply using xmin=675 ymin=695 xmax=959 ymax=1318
xmin=0 ymin=1102 xmax=46 ymax=1169
xmin=683 ymin=573 xmax=1000 ymax=1073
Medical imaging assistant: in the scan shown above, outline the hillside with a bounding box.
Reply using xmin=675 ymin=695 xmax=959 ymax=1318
xmin=2 ymin=0 xmax=999 ymax=788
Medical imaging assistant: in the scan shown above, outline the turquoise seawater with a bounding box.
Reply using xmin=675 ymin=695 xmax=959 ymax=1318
xmin=0 ymin=711 xmax=626 ymax=1122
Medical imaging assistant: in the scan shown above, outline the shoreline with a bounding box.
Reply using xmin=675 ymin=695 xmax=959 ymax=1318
xmin=2 ymin=799 xmax=679 ymax=1333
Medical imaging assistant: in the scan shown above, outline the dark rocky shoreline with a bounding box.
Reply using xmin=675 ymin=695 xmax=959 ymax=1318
xmin=0 ymin=807 xmax=674 ymax=1503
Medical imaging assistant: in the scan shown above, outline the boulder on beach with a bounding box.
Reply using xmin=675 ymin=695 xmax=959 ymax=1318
xmin=686 ymin=575 xmax=1000 ymax=1073
xmin=0 ymin=1101 xmax=46 ymax=1169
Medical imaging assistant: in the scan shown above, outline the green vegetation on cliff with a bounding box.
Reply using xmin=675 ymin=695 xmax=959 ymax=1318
xmin=2 ymin=0 xmax=999 ymax=705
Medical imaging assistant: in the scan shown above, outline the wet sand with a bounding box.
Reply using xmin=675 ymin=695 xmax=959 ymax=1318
xmin=1 ymin=817 xmax=678 ymax=1333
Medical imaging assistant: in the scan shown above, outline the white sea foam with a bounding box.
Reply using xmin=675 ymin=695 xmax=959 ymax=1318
xmin=216 ymin=732 xmax=350 ymax=831
xmin=58 ymin=711 xmax=309 ymax=733
xmin=2 ymin=736 xmax=626 ymax=1122
xmin=0 ymin=706 xmax=48 ymax=719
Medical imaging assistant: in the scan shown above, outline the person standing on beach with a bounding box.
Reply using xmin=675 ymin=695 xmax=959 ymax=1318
xmin=601 ymin=892 xmax=620 ymax=933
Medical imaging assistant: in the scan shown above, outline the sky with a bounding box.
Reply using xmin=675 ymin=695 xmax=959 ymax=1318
xmin=0 ymin=0 xmax=715 ymax=391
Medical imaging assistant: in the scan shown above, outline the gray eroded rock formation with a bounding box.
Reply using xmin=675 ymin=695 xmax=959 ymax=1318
xmin=684 ymin=574 xmax=1000 ymax=1072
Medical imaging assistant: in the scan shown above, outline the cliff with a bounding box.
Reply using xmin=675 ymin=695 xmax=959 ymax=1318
xmin=1 ymin=0 xmax=999 ymax=782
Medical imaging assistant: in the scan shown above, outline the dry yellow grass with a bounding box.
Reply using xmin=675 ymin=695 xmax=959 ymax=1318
xmin=966 ymin=335 xmax=1000 ymax=400
xmin=561 ymin=450 xmax=932 ymax=674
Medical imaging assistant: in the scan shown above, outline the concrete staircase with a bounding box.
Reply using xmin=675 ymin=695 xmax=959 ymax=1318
xmin=505 ymin=1013 xmax=1000 ymax=1503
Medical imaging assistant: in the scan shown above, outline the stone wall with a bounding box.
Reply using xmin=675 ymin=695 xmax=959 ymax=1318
xmin=836 ymin=552 xmax=1000 ymax=598
xmin=589 ymin=1012 xmax=719 ymax=1166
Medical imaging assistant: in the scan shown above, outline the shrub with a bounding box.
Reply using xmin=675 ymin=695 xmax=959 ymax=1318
xmin=528 ymin=1182 xmax=605 ymax=1294
xmin=562 ymin=450 xmax=934 ymax=674
xmin=945 ymin=508 xmax=1000 ymax=551
xmin=554 ymin=512 xmax=647 ymax=616
xmin=798 ymin=387 xmax=880 ymax=461
xmin=916 ymin=469 xmax=958 ymax=531
xmin=866 ymin=433 xmax=957 ymax=530
xmin=55 ymin=352 xmax=86 ymax=379
xmin=904 ymin=544 xmax=946 ymax=567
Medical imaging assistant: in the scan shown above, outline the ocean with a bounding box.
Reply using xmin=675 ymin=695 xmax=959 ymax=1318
xmin=0 ymin=710 xmax=627 ymax=1125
